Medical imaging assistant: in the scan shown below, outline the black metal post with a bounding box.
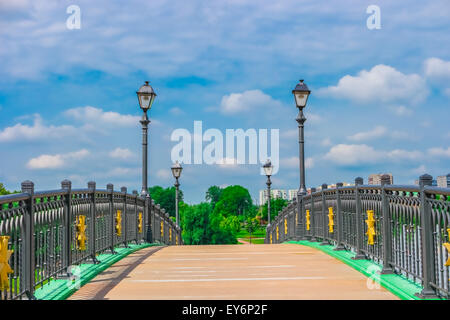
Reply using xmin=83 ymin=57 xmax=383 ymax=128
xmin=353 ymin=178 xmax=366 ymax=259
xmin=320 ymin=184 xmax=329 ymax=245
xmin=380 ymin=175 xmax=393 ymax=274
xmin=266 ymin=175 xmax=271 ymax=226
xmin=310 ymin=188 xmax=317 ymax=241
xmin=107 ymin=183 xmax=117 ymax=254
xmin=175 ymin=177 xmax=180 ymax=227
xmin=88 ymin=181 xmax=100 ymax=264
xmin=416 ymin=174 xmax=438 ymax=298
xmin=132 ymin=190 xmax=139 ymax=244
xmin=121 ymin=187 xmax=129 ymax=248
xmin=296 ymin=109 xmax=307 ymax=196
xmin=334 ymin=182 xmax=345 ymax=250
xmin=61 ymin=179 xmax=73 ymax=273
xmin=21 ymin=181 xmax=36 ymax=300
xmin=147 ymin=197 xmax=154 ymax=243
xmin=140 ymin=111 xmax=150 ymax=196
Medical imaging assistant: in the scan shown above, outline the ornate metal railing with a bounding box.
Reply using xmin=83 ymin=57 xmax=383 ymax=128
xmin=266 ymin=176 xmax=450 ymax=299
xmin=0 ymin=180 xmax=181 ymax=300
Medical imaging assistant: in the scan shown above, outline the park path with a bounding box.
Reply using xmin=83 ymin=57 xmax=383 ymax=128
xmin=69 ymin=243 xmax=397 ymax=300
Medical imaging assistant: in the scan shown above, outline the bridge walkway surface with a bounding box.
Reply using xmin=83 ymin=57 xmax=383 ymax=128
xmin=68 ymin=243 xmax=397 ymax=300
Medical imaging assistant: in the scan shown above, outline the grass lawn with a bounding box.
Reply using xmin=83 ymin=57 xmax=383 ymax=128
xmin=236 ymin=228 xmax=266 ymax=238
xmin=239 ymin=238 xmax=265 ymax=244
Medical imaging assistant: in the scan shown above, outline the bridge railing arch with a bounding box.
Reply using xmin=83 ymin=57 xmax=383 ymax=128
xmin=266 ymin=175 xmax=450 ymax=300
xmin=0 ymin=179 xmax=182 ymax=300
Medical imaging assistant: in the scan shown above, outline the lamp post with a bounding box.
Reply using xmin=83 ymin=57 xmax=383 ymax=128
xmin=171 ymin=161 xmax=183 ymax=227
xmin=136 ymin=81 xmax=157 ymax=196
xmin=263 ymin=159 xmax=273 ymax=226
xmin=292 ymin=79 xmax=311 ymax=196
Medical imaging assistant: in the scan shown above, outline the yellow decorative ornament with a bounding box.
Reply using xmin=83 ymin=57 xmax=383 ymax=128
xmin=176 ymin=235 xmax=178 ymax=245
xmin=444 ymin=228 xmax=450 ymax=267
xmin=76 ymin=215 xmax=87 ymax=251
xmin=115 ymin=210 xmax=122 ymax=236
xmin=295 ymin=212 xmax=298 ymax=225
xmin=0 ymin=236 xmax=13 ymax=290
xmin=306 ymin=210 xmax=310 ymax=231
xmin=169 ymin=228 xmax=172 ymax=241
xmin=161 ymin=221 xmax=164 ymax=237
xmin=284 ymin=218 xmax=288 ymax=235
xmin=276 ymin=225 xmax=279 ymax=240
xmin=270 ymin=233 xmax=273 ymax=244
xmin=138 ymin=212 xmax=143 ymax=233
xmin=328 ymin=207 xmax=334 ymax=233
xmin=366 ymin=210 xmax=376 ymax=245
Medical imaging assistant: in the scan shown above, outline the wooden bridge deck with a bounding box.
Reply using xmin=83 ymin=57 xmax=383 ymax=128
xmin=68 ymin=243 xmax=397 ymax=300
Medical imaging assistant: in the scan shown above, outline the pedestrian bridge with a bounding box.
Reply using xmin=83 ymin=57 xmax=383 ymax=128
xmin=0 ymin=177 xmax=449 ymax=300
xmin=68 ymin=243 xmax=397 ymax=300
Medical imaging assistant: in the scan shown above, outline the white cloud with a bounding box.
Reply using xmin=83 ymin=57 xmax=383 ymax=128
xmin=0 ymin=114 xmax=77 ymax=142
xmin=390 ymin=105 xmax=413 ymax=117
xmin=324 ymin=144 xmax=381 ymax=165
xmin=156 ymin=169 xmax=172 ymax=179
xmin=321 ymin=138 xmax=332 ymax=147
xmin=107 ymin=167 xmax=140 ymax=177
xmin=280 ymin=129 xmax=298 ymax=139
xmin=318 ymin=64 xmax=428 ymax=104
xmin=445 ymin=88 xmax=450 ymax=97
xmin=219 ymin=90 xmax=282 ymax=115
xmin=324 ymin=144 xmax=423 ymax=166
xmin=26 ymin=154 xmax=64 ymax=169
xmin=27 ymin=149 xmax=89 ymax=169
xmin=281 ymin=156 xmax=314 ymax=169
xmin=109 ymin=147 xmax=134 ymax=159
xmin=411 ymin=165 xmax=427 ymax=175
xmin=428 ymin=147 xmax=450 ymax=158
xmin=348 ymin=126 xmax=413 ymax=142
xmin=305 ymin=112 xmax=322 ymax=124
xmin=424 ymin=57 xmax=450 ymax=81
xmin=169 ymin=107 xmax=185 ymax=116
xmin=65 ymin=106 xmax=140 ymax=126
xmin=348 ymin=126 xmax=387 ymax=141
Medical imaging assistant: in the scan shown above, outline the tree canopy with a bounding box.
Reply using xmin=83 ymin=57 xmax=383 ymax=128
xmin=205 ymin=185 xmax=222 ymax=209
xmin=260 ymin=198 xmax=289 ymax=222
xmin=212 ymin=185 xmax=252 ymax=217
xmin=0 ymin=183 xmax=18 ymax=196
xmin=148 ymin=185 xmax=183 ymax=218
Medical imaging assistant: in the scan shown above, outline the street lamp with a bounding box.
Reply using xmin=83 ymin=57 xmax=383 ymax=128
xmin=137 ymin=81 xmax=157 ymax=196
xmin=292 ymin=79 xmax=311 ymax=196
xmin=263 ymin=159 xmax=273 ymax=226
xmin=171 ymin=160 xmax=183 ymax=227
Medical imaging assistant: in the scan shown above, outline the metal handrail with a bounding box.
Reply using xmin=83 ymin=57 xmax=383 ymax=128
xmin=0 ymin=180 xmax=182 ymax=300
xmin=266 ymin=182 xmax=450 ymax=299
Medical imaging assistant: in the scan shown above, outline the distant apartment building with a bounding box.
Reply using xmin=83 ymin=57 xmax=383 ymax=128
xmin=288 ymin=189 xmax=297 ymax=201
xmin=368 ymin=173 xmax=394 ymax=185
xmin=259 ymin=189 xmax=288 ymax=205
xmin=437 ymin=174 xmax=450 ymax=188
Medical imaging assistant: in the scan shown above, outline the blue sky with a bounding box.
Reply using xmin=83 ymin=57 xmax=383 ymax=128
xmin=0 ymin=0 xmax=449 ymax=204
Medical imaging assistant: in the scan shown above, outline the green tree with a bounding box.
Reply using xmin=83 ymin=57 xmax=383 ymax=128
xmin=245 ymin=217 xmax=260 ymax=244
xmin=180 ymin=202 xmax=211 ymax=245
xmin=208 ymin=210 xmax=239 ymax=244
xmin=148 ymin=185 xmax=183 ymax=218
xmin=205 ymin=185 xmax=223 ymax=209
xmin=213 ymin=185 xmax=252 ymax=217
xmin=0 ymin=183 xmax=18 ymax=195
xmin=261 ymin=198 xmax=288 ymax=222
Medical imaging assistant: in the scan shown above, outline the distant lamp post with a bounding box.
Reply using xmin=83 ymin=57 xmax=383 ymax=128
xmin=263 ymin=159 xmax=273 ymax=226
xmin=292 ymin=79 xmax=311 ymax=196
xmin=137 ymin=81 xmax=157 ymax=196
xmin=171 ymin=161 xmax=183 ymax=227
